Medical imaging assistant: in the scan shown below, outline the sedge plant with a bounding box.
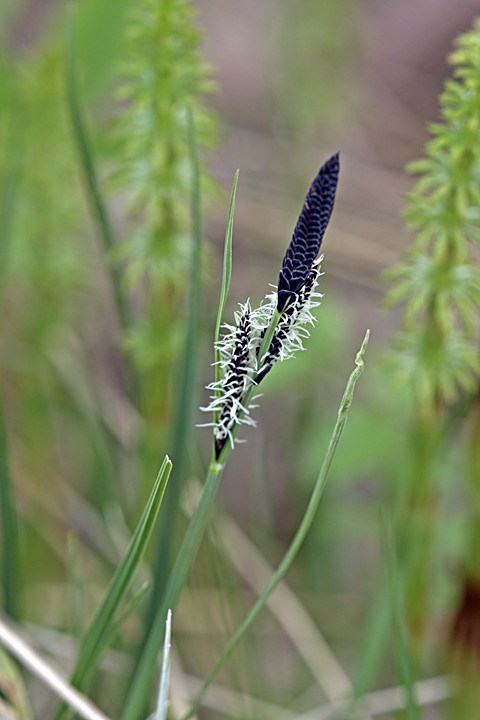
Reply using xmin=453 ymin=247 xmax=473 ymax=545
xmin=52 ymin=455 xmax=172 ymax=720
xmin=121 ymin=154 xmax=369 ymax=720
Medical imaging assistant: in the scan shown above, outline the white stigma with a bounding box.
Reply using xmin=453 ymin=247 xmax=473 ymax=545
xmin=199 ymin=259 xmax=323 ymax=449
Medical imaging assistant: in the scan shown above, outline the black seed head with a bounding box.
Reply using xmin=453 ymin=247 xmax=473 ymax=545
xmin=277 ymin=153 xmax=339 ymax=312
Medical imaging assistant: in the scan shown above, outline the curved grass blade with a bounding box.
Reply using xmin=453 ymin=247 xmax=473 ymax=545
xmin=213 ymin=171 xmax=239 ymax=425
xmin=0 ymin=112 xmax=21 ymax=620
xmin=65 ymin=6 xmax=127 ymax=326
xmin=53 ymin=456 xmax=172 ymax=720
xmin=153 ymin=610 xmax=172 ymax=720
xmin=121 ymin=460 xmax=226 ymax=720
xmin=103 ymin=581 xmax=150 ymax=653
xmin=183 ymin=331 xmax=370 ymax=720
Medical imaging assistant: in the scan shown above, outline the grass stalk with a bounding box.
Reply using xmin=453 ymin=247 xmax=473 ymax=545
xmin=65 ymin=3 xmax=137 ymax=398
xmin=121 ymin=458 xmax=226 ymax=720
xmin=182 ymin=330 xmax=370 ymax=720
xmin=121 ymin=171 xmax=240 ymax=719
xmin=53 ymin=456 xmax=172 ymax=720
xmin=149 ymin=106 xmax=203 ymax=615
xmin=213 ymin=171 xmax=239 ymax=425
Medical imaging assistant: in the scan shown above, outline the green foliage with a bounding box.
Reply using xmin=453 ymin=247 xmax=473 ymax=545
xmin=7 ymin=46 xmax=88 ymax=336
xmin=386 ymin=19 xmax=480 ymax=410
xmin=114 ymin=0 xmax=216 ymax=386
xmin=74 ymin=0 xmax=134 ymax=99
xmin=5 ymin=3 xmax=478 ymax=720
xmin=120 ymin=178 xmax=239 ymax=717
xmin=0 ymin=42 xmax=107 ymax=515
xmin=53 ymin=456 xmax=171 ymax=720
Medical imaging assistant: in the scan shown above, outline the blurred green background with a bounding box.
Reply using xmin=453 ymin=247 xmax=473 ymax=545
xmin=1 ymin=1 xmax=480 ymax=719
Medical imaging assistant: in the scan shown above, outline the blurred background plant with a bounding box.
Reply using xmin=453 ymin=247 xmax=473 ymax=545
xmin=2 ymin=0 xmax=480 ymax=719
xmin=383 ymin=20 xmax=480 ymax=719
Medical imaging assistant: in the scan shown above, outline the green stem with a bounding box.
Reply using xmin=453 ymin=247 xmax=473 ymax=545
xmin=0 ymin=142 xmax=21 ymax=620
xmin=65 ymin=5 xmax=137 ymax=397
xmin=398 ymin=412 xmax=441 ymax=645
xmin=52 ymin=457 xmax=171 ymax=720
xmin=213 ymin=171 xmax=239 ymax=426
xmin=123 ymin=170 xmax=240 ymax=720
xmin=183 ymin=330 xmax=370 ymax=720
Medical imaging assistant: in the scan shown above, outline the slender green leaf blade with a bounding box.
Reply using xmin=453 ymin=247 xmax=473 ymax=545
xmin=214 ymin=171 xmax=239 ymax=347
xmin=214 ymin=171 xmax=239 ymax=410
xmin=74 ymin=456 xmax=172 ymax=684
xmin=121 ymin=462 xmax=225 ymax=720
xmin=149 ymin=105 xmax=203 ymax=615
xmin=104 ymin=581 xmax=150 ymax=652
xmin=66 ymin=3 xmax=134 ymax=349
xmin=54 ymin=456 xmax=172 ymax=720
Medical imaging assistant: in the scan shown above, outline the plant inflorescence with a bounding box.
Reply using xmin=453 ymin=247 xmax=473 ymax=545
xmin=385 ymin=21 xmax=480 ymax=412
xmin=200 ymin=153 xmax=339 ymax=458
xmin=381 ymin=19 xmax=480 ymax=698
xmin=114 ymin=0 xmax=216 ymax=383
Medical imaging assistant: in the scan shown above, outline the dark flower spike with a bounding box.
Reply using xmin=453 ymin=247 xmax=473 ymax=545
xmin=201 ymin=154 xmax=339 ymax=456
xmin=277 ymin=153 xmax=339 ymax=312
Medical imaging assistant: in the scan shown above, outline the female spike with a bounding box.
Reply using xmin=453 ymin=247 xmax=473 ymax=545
xmin=201 ymin=154 xmax=339 ymax=458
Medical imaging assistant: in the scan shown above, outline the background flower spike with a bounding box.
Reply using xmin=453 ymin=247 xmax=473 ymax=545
xmin=277 ymin=152 xmax=339 ymax=313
